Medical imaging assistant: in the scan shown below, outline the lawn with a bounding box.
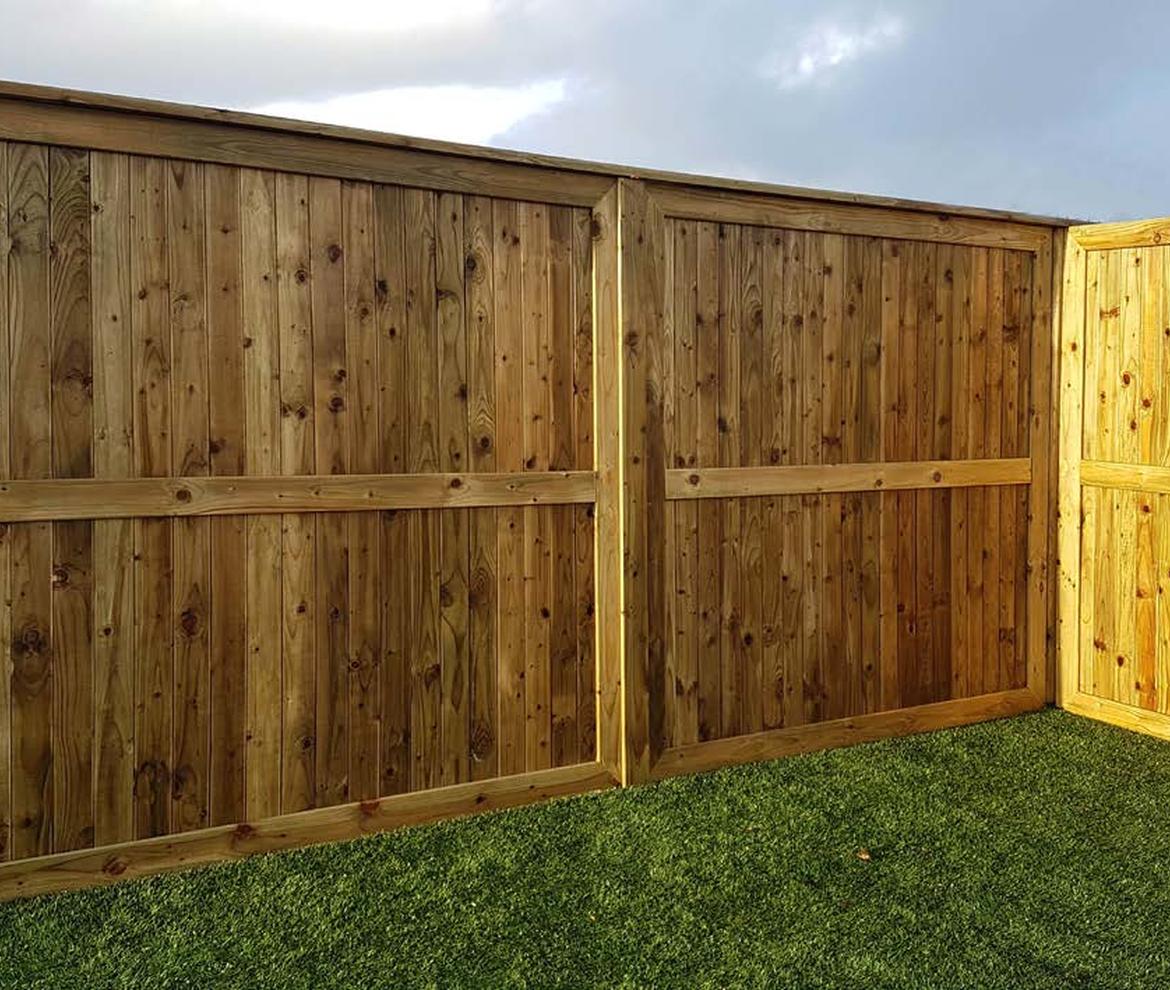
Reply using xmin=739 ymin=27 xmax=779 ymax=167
xmin=3 ymin=708 xmax=1170 ymax=988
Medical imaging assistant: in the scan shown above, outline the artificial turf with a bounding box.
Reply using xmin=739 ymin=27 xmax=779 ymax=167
xmin=2 ymin=708 xmax=1170 ymax=988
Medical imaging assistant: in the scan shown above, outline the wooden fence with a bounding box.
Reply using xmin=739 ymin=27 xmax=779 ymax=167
xmin=0 ymin=81 xmax=1065 ymax=899
xmin=1058 ymin=219 xmax=1170 ymax=738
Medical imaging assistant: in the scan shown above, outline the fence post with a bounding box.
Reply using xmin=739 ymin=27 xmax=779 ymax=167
xmin=617 ymin=179 xmax=667 ymax=785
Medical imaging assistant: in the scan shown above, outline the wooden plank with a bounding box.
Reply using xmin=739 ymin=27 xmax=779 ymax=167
xmin=493 ymin=198 xmax=526 ymax=778
xmin=619 ymin=180 xmax=665 ymax=782
xmin=47 ymin=146 xmax=94 ymax=854
xmin=239 ymin=167 xmax=281 ymax=821
xmin=520 ymin=201 xmax=552 ymax=771
xmin=309 ymin=177 xmax=350 ymax=809
xmin=8 ymin=143 xmax=54 ymax=860
xmin=464 ymin=194 xmax=497 ymax=780
xmin=380 ymin=510 xmax=410 ymax=795
xmin=343 ymin=180 xmax=380 ymax=802
xmin=409 ymin=510 xmax=441 ymax=790
xmin=651 ymin=688 xmax=1040 ymax=780
xmin=404 ymin=189 xmax=441 ymax=790
xmin=373 ymin=184 xmax=409 ymax=796
xmin=436 ymin=191 xmax=470 ymax=784
xmin=1158 ymin=493 xmax=1170 ymax=712
xmin=673 ymin=219 xmax=700 ymax=743
xmin=0 ymin=140 xmax=7 ymax=859
xmin=1070 ymin=219 xmax=1170 ymax=251
xmin=948 ymin=247 xmax=971 ymax=700
xmin=167 ymin=159 xmax=211 ymax=834
xmin=859 ymin=237 xmax=883 ymax=712
xmin=571 ymin=206 xmax=596 ymax=760
xmin=932 ymin=245 xmax=954 ymax=702
xmin=981 ymin=249 xmax=1003 ymax=694
xmin=913 ymin=242 xmax=937 ymax=705
xmin=1079 ymin=486 xmax=1098 ymax=696
xmin=1063 ymin=689 xmax=1170 ymax=742
xmin=820 ymin=233 xmax=845 ymax=718
xmin=0 ymin=470 xmax=598 ymax=522
xmin=695 ymin=222 xmax=722 ymax=739
xmin=667 ymin=459 xmax=1030 ymax=499
xmin=591 ymin=186 xmax=623 ymax=775
xmin=90 ymin=151 xmax=135 ymax=846
xmin=802 ymin=233 xmax=825 ymax=723
xmin=718 ymin=224 xmax=743 ymax=738
xmin=1026 ymin=237 xmax=1054 ymax=701
xmin=650 ymin=184 xmax=1051 ymax=252
xmin=549 ymin=206 xmax=578 ymax=764
xmin=761 ymin=228 xmax=784 ymax=729
xmin=205 ymin=163 xmax=247 ymax=827
xmin=0 ymin=81 xmax=1077 ymax=227
xmin=275 ymin=171 xmax=316 ymax=814
xmin=877 ymin=240 xmax=900 ymax=711
xmin=1056 ymin=231 xmax=1085 ymax=707
xmin=128 ymin=156 xmax=172 ymax=840
xmin=779 ymin=231 xmax=805 ymax=725
xmin=10 ymin=524 xmax=53 ymax=858
xmin=999 ymin=250 xmax=1021 ymax=691
xmin=0 ymin=98 xmax=612 ymax=209
xmin=1136 ymin=491 xmax=1157 ymax=709
xmin=840 ymin=236 xmax=866 ymax=717
xmin=1081 ymin=461 xmax=1170 ymax=493
xmin=740 ymin=226 xmax=765 ymax=733
xmin=966 ymin=248 xmax=989 ymax=696
xmin=0 ymin=762 xmax=616 ymax=902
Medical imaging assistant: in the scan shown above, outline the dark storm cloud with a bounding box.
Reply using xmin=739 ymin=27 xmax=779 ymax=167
xmin=0 ymin=0 xmax=1165 ymax=219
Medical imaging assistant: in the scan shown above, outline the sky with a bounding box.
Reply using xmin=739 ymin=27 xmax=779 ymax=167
xmin=0 ymin=0 xmax=1164 ymax=221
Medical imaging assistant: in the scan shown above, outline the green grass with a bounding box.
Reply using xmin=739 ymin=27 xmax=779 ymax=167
xmin=3 ymin=709 xmax=1170 ymax=988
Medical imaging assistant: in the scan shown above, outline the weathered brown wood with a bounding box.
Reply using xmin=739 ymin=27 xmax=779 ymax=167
xmin=652 ymin=185 xmax=1051 ymax=253
xmin=240 ymin=167 xmax=282 ymax=821
xmin=0 ymin=471 xmax=597 ymax=522
xmin=0 ymin=99 xmax=1072 ymax=900
xmin=90 ymin=152 xmax=135 ymax=848
xmin=0 ymin=762 xmax=617 ymax=902
xmin=652 ymin=688 xmax=1040 ymax=779
xmin=591 ymin=185 xmax=622 ymax=778
xmin=0 ymin=81 xmax=1077 ymax=227
xmin=206 ymin=163 xmax=247 ymax=827
xmin=667 ymin=459 xmax=1030 ymax=499
xmin=618 ymin=179 xmax=666 ymax=783
xmin=48 ymin=146 xmax=94 ymax=853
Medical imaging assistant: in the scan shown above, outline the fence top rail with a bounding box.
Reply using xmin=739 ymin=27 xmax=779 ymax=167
xmin=0 ymin=77 xmax=1082 ymax=228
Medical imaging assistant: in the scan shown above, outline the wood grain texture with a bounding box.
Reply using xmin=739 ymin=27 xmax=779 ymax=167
xmin=0 ymin=123 xmax=1068 ymax=899
xmin=658 ymin=214 xmax=1046 ymax=749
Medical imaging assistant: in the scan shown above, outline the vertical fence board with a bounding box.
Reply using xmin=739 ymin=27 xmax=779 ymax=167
xmin=90 ymin=152 xmax=134 ymax=848
xmin=241 ymin=167 xmax=282 ymax=821
xmin=206 ymin=164 xmax=247 ymax=827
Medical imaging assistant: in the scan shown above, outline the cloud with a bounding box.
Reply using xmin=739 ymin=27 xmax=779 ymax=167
xmin=97 ymin=0 xmax=497 ymax=35
xmin=759 ymin=16 xmax=904 ymax=90
xmin=249 ymin=80 xmax=568 ymax=145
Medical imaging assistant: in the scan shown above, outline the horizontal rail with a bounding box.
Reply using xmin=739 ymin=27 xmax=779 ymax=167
xmin=1080 ymin=459 xmax=1170 ymax=494
xmin=651 ymin=689 xmax=1041 ymax=780
xmin=1069 ymin=218 xmax=1170 ymax=251
xmin=0 ymin=470 xmax=597 ymax=522
xmin=666 ymin=458 xmax=1031 ymax=501
xmin=650 ymin=184 xmax=1053 ymax=253
xmin=1061 ymin=691 xmax=1170 ymax=744
xmin=0 ymin=81 xmax=1077 ymax=228
xmin=0 ymin=97 xmax=612 ymax=208
xmin=0 ymin=762 xmax=617 ymax=902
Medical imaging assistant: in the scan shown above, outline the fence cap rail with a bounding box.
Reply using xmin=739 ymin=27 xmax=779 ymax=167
xmin=0 ymin=77 xmax=1083 ymax=228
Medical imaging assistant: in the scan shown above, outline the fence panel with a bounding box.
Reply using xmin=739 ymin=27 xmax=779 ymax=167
xmin=0 ymin=119 xmax=621 ymax=897
xmin=0 ymin=82 xmax=1066 ymax=897
xmin=620 ymin=181 xmax=1056 ymax=782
